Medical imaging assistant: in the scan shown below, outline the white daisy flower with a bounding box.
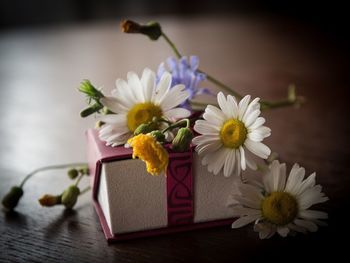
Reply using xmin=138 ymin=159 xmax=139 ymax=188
xmin=228 ymin=160 xmax=329 ymax=239
xmin=192 ymin=92 xmax=271 ymax=177
xmin=99 ymin=68 xmax=191 ymax=146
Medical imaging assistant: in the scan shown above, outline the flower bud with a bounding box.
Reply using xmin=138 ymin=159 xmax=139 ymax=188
xmin=61 ymin=185 xmax=80 ymax=209
xmin=80 ymin=103 xmax=104 ymax=118
xmin=79 ymin=80 xmax=104 ymax=99
xmin=67 ymin=168 xmax=79 ymax=179
xmin=172 ymin=127 xmax=193 ymax=152
xmin=121 ymin=20 xmax=142 ymax=33
xmin=38 ymin=194 xmax=62 ymax=207
xmin=2 ymin=186 xmax=23 ymax=210
xmin=121 ymin=20 xmax=162 ymax=41
xmin=149 ymin=130 xmax=165 ymax=143
xmin=78 ymin=166 xmax=89 ymax=176
xmin=134 ymin=122 xmax=158 ymax=135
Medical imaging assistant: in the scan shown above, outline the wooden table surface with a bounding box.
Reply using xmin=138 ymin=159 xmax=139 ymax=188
xmin=1 ymin=15 xmax=349 ymax=262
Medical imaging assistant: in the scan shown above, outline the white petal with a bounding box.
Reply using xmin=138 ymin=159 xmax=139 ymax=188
xmin=294 ymin=172 xmax=316 ymax=196
xmin=213 ymin=148 xmax=231 ymax=175
xmin=242 ymin=97 xmax=260 ymax=122
xmin=248 ymin=117 xmax=266 ymax=129
xmin=104 ymin=132 xmax=131 ymax=146
xmin=235 ymin=150 xmax=241 ymax=176
xmin=99 ymin=124 xmax=113 ymax=135
xmin=238 ymin=95 xmax=251 ymax=120
xmin=253 ymin=126 xmax=271 ymax=138
xmin=192 ymin=134 xmax=220 ymax=146
xmin=244 ymin=139 xmax=271 ymax=159
xmin=231 ymin=215 xmax=259 ymax=228
xmin=271 ymin=160 xmax=286 ymax=191
xmin=244 ymin=109 xmax=261 ymax=128
xmin=299 ymin=209 xmax=328 ymax=220
xmin=127 ymin=71 xmax=144 ymax=102
xmin=140 ymin=68 xmax=155 ymax=101
xmin=160 ymin=84 xmax=189 ymax=111
xmin=217 ymin=92 xmax=231 ymax=118
xmin=254 ymin=222 xmax=276 ymax=239
xmin=194 ymin=120 xmax=220 ymax=135
xmin=201 ymin=146 xmax=223 ymax=165
xmin=196 ymin=141 xmax=222 ymax=156
xmin=234 ymin=195 xmax=261 ymax=209
xmin=154 ymin=71 xmax=171 ymax=104
xmin=100 ymin=97 xmax=128 ymax=114
xmin=111 ymin=88 xmax=132 ymax=109
xmin=298 ymin=186 xmax=329 ymax=209
xmin=223 ymin=149 xmax=236 ymax=177
xmin=294 ymin=219 xmax=318 ymax=232
xmin=248 ymin=127 xmax=271 ymax=141
xmin=247 ymin=132 xmax=264 ymax=142
xmin=103 ymin=130 xmax=130 ymax=141
xmin=231 ymin=206 xmax=261 ymax=217
xmin=203 ymin=105 xmax=225 ymax=126
xmin=164 ymin=108 xmax=191 ymax=119
xmin=277 ymin=227 xmax=290 ymax=237
xmin=208 ymin=147 xmax=229 ymax=175
xmin=99 ymin=114 xmax=126 ymax=124
xmin=227 ymin=95 xmax=239 ymax=118
xmin=115 ymin=78 xmax=137 ymax=106
xmin=239 ymin=146 xmax=246 ymax=170
xmin=285 ymin=165 xmax=306 ymax=194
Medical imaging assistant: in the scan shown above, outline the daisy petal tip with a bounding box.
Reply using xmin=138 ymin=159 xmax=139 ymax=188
xmin=217 ymin=91 xmax=224 ymax=97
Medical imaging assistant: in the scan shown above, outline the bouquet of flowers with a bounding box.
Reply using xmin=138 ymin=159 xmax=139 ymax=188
xmin=2 ymin=20 xmax=328 ymax=239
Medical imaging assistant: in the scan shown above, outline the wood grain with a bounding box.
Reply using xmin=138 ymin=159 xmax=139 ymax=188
xmin=1 ymin=15 xmax=349 ymax=262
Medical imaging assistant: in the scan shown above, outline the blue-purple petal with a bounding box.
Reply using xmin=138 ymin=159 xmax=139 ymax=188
xmin=190 ymin=56 xmax=199 ymax=70
xmin=157 ymin=56 xmax=211 ymax=102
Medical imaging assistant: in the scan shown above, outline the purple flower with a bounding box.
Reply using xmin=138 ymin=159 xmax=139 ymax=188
xmin=157 ymin=56 xmax=211 ymax=102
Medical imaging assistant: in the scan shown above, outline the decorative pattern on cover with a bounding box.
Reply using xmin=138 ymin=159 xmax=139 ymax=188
xmin=166 ymin=150 xmax=193 ymax=226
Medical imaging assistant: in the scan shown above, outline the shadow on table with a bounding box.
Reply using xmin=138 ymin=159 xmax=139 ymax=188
xmin=2 ymin=209 xmax=28 ymax=227
xmin=42 ymin=203 xmax=91 ymax=239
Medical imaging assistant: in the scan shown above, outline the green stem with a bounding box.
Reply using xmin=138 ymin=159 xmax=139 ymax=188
xmin=161 ymin=32 xmax=242 ymax=99
xmin=19 ymin=163 xmax=88 ymax=188
xmin=162 ymin=119 xmax=190 ymax=133
xmin=161 ymin=32 xmax=182 ymax=59
xmin=75 ymin=174 xmax=85 ymax=187
xmin=260 ymin=99 xmax=296 ymax=110
xmin=79 ymin=186 xmax=91 ymax=196
xmin=159 ymin=117 xmax=173 ymax=125
xmin=198 ymin=70 xmax=242 ymax=99
xmin=160 ymin=31 xmax=302 ymax=110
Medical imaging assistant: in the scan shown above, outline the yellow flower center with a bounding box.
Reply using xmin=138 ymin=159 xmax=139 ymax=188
xmin=127 ymin=134 xmax=168 ymax=176
xmin=219 ymin=119 xmax=247 ymax=148
xmin=127 ymin=103 xmax=162 ymax=132
xmin=261 ymin=192 xmax=298 ymax=225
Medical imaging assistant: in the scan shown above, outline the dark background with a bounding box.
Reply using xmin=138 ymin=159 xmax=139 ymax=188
xmin=1 ymin=1 xmax=349 ymax=261
xmin=1 ymin=0 xmax=349 ymax=46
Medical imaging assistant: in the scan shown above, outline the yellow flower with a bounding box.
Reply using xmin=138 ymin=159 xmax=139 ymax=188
xmin=128 ymin=134 xmax=169 ymax=176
